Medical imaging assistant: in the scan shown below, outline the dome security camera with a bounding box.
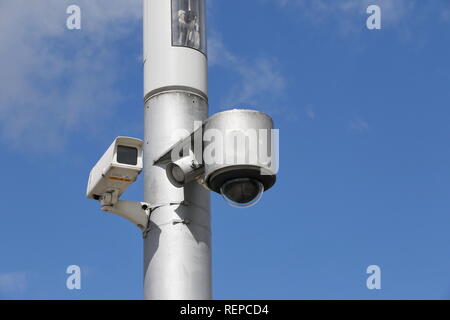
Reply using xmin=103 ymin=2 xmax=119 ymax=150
xmin=203 ymin=109 xmax=278 ymax=208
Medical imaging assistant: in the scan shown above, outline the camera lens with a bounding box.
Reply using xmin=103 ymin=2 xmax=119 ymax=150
xmin=171 ymin=165 xmax=185 ymax=184
xmin=220 ymin=178 xmax=264 ymax=208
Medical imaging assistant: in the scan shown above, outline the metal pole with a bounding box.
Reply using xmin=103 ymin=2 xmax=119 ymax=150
xmin=142 ymin=0 xmax=211 ymax=300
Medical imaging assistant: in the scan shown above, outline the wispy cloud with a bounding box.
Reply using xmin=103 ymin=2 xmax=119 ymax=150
xmin=349 ymin=118 xmax=370 ymax=133
xmin=208 ymin=32 xmax=286 ymax=112
xmin=0 ymin=272 xmax=27 ymax=296
xmin=0 ymin=0 xmax=141 ymax=152
xmin=441 ymin=8 xmax=450 ymax=22
xmin=261 ymin=0 xmax=417 ymax=33
xmin=304 ymin=104 xmax=316 ymax=120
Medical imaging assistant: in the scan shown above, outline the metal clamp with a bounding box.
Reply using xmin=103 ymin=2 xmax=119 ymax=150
xmin=142 ymin=200 xmax=189 ymax=238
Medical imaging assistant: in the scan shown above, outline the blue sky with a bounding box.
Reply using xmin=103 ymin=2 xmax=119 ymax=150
xmin=1 ymin=0 xmax=450 ymax=299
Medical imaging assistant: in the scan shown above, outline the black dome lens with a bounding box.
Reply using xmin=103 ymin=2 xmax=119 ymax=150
xmin=220 ymin=178 xmax=263 ymax=208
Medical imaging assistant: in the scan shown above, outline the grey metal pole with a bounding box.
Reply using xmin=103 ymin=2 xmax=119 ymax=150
xmin=142 ymin=0 xmax=211 ymax=300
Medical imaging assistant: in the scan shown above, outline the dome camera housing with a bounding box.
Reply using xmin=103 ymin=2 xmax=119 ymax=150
xmin=203 ymin=109 xmax=278 ymax=206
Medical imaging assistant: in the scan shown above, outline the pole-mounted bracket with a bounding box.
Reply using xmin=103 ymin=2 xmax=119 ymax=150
xmin=141 ymin=200 xmax=190 ymax=238
xmin=99 ymin=189 xmax=190 ymax=237
xmin=101 ymin=200 xmax=150 ymax=231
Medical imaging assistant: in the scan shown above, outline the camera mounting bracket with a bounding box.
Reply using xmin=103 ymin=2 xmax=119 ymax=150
xmin=101 ymin=200 xmax=150 ymax=231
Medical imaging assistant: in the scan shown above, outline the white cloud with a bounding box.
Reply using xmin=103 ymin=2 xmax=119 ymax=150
xmin=304 ymin=104 xmax=316 ymax=120
xmin=208 ymin=33 xmax=286 ymax=111
xmin=441 ymin=8 xmax=450 ymax=22
xmin=262 ymin=0 xmax=416 ymax=31
xmin=0 ymin=0 xmax=141 ymax=152
xmin=207 ymin=32 xmax=238 ymax=67
xmin=0 ymin=272 xmax=27 ymax=295
xmin=225 ymin=57 xmax=286 ymax=108
xmin=349 ymin=118 xmax=369 ymax=133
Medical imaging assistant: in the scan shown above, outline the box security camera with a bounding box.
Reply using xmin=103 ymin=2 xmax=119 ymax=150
xmin=86 ymin=137 xmax=143 ymax=202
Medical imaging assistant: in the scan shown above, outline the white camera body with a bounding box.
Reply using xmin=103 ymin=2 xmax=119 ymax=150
xmin=86 ymin=137 xmax=144 ymax=201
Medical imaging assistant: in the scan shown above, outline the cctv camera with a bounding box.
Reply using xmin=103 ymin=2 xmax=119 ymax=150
xmin=86 ymin=137 xmax=143 ymax=204
xmin=203 ymin=109 xmax=278 ymax=208
xmin=155 ymin=109 xmax=278 ymax=208
xmin=166 ymin=149 xmax=204 ymax=187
